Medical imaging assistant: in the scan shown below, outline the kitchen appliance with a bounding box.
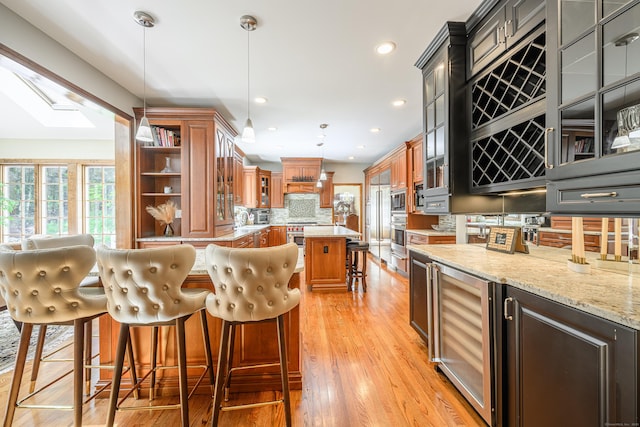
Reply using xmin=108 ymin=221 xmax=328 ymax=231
xmin=252 ymin=208 xmax=271 ymax=224
xmin=367 ymin=169 xmax=391 ymax=262
xmin=414 ymin=183 xmax=425 ymax=210
xmin=390 ymin=189 xmax=406 ymax=213
xmin=286 ymin=222 xmax=317 ymax=248
xmin=428 ymin=261 xmax=496 ymax=426
xmin=390 ymin=214 xmax=407 ymax=273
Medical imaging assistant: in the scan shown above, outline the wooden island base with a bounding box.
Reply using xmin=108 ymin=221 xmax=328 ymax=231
xmin=97 ymin=272 xmax=301 ymax=395
xmin=305 ymin=236 xmax=348 ymax=291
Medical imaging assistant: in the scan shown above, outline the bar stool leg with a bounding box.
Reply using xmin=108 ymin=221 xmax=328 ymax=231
xmin=3 ymin=323 xmax=33 ymax=427
xmin=29 ymin=325 xmax=47 ymax=393
xmin=73 ymin=318 xmax=85 ymax=427
xmin=107 ymin=323 xmax=130 ymax=427
xmin=212 ymin=320 xmax=232 ymax=426
xmin=277 ymin=315 xmax=292 ymax=427
xmin=150 ymin=326 xmax=159 ymax=401
xmin=85 ymin=320 xmax=92 ymax=395
xmin=362 ymin=251 xmax=368 ymax=292
xmin=175 ymin=317 xmax=189 ymax=427
xmin=199 ymin=310 xmax=216 ymax=391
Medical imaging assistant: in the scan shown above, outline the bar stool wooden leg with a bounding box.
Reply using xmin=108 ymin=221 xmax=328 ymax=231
xmin=107 ymin=323 xmax=129 ymax=427
xmin=212 ymin=320 xmax=232 ymax=426
xmin=150 ymin=326 xmax=159 ymax=401
xmin=73 ymin=319 xmax=84 ymax=427
xmin=362 ymin=250 xmax=367 ymax=292
xmin=277 ymin=315 xmax=292 ymax=427
xmin=176 ymin=317 xmax=189 ymax=427
xmin=29 ymin=325 xmax=47 ymax=393
xmin=199 ymin=310 xmax=216 ymax=392
xmin=3 ymin=323 xmax=33 ymax=427
xmin=85 ymin=319 xmax=92 ymax=395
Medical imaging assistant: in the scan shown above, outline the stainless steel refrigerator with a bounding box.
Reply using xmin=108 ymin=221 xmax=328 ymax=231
xmin=366 ymin=169 xmax=391 ymax=262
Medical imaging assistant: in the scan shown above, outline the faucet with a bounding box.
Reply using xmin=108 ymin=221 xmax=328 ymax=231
xmin=236 ymin=211 xmax=249 ymax=227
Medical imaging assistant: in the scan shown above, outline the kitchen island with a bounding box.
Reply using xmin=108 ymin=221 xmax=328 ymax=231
xmin=304 ymin=225 xmax=361 ymax=291
xmin=408 ymin=243 xmax=640 ymax=426
xmin=97 ymin=246 xmax=304 ymax=395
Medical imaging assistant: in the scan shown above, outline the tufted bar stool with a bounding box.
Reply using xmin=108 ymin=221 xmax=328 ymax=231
xmin=204 ymin=242 xmax=300 ymax=426
xmin=21 ymin=234 xmax=102 ymax=394
xmin=0 ymin=245 xmax=108 ymax=427
xmin=96 ymin=244 xmax=215 ymax=427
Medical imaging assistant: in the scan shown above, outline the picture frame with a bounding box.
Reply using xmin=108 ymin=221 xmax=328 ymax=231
xmin=486 ymin=226 xmax=529 ymax=254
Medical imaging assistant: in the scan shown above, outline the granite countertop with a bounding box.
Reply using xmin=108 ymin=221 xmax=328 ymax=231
xmin=407 ymin=229 xmax=456 ymax=237
xmin=137 ymin=225 xmax=271 ymax=243
xmin=191 ymin=247 xmax=304 ymax=275
xmin=303 ymin=225 xmax=361 ymax=238
xmin=408 ymin=243 xmax=640 ymax=330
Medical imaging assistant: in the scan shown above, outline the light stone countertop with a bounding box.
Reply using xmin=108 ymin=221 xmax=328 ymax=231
xmin=408 ymin=243 xmax=640 ymax=330
xmin=303 ymin=225 xmax=361 ymax=238
xmin=137 ymin=225 xmax=271 ymax=244
xmin=191 ymin=246 xmax=304 ymax=275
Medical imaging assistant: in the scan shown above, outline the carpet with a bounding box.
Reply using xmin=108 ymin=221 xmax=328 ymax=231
xmin=0 ymin=309 xmax=75 ymax=375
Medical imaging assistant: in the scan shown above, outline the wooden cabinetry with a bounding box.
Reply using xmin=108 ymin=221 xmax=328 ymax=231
xmin=550 ymin=216 xmax=614 ymax=232
xmin=304 ymin=237 xmax=348 ymax=291
xmin=467 ymin=0 xmax=545 ymax=78
xmin=409 ymin=135 xmax=423 ymax=185
xmin=269 ymin=226 xmax=287 ymax=246
xmin=242 ymin=166 xmax=271 ymax=208
xmin=270 ymin=172 xmax=284 ymax=208
xmin=390 ymin=147 xmax=408 ymax=191
xmin=502 ymin=285 xmax=638 ymax=426
xmin=134 ymin=107 xmax=237 ymax=241
xmin=406 ymin=231 xmax=456 ymax=245
xmin=232 ymin=233 xmax=255 ymax=248
xmin=538 ymin=230 xmax=601 ymax=252
xmin=258 ymin=227 xmax=270 ymax=247
xmin=546 ymin=0 xmax=640 ymax=214
xmin=281 ymin=158 xmax=321 ymax=194
xmin=233 ymin=147 xmax=244 ymax=206
xmin=319 ymin=171 xmax=334 ymax=208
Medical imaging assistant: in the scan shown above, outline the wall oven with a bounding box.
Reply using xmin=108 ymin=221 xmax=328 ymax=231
xmin=390 ymin=190 xmax=406 ymax=213
xmin=429 ymin=262 xmax=496 ymax=426
xmin=390 ymin=214 xmax=407 ymax=273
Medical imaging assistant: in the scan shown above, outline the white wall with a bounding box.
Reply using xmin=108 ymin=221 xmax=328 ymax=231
xmin=0 ymin=139 xmax=114 ymax=160
xmin=0 ymin=4 xmax=139 ymax=117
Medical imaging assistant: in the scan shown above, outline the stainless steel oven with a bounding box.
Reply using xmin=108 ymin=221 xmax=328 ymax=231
xmin=429 ymin=262 xmax=496 ymax=426
xmin=286 ymin=222 xmax=316 ymax=248
xmin=390 ymin=214 xmax=407 ymax=273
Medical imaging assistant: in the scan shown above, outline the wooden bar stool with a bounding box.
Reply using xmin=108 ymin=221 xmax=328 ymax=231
xmin=347 ymin=241 xmax=369 ymax=292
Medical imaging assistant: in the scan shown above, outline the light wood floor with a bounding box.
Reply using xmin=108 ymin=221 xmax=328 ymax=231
xmin=0 ymin=257 xmax=485 ymax=427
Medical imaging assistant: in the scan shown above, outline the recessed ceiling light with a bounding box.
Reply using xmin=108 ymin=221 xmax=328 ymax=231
xmin=348 ymin=156 xmax=355 ymax=160
xmin=370 ymin=128 xmax=381 ymax=133
xmin=267 ymin=127 xmax=277 ymax=131
xmin=376 ymin=41 xmax=396 ymax=55
xmin=254 ymin=97 xmax=268 ymax=104
xmin=392 ymin=99 xmax=406 ymax=107
xmin=357 ymin=144 xmax=365 ymax=149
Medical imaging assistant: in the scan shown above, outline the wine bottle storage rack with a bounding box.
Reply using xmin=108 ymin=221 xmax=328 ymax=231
xmin=471 ymin=114 xmax=545 ymax=189
xmin=471 ymin=32 xmax=546 ymax=130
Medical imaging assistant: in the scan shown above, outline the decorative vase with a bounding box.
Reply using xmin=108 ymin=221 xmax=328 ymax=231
xmin=164 ymin=223 xmax=174 ymax=237
xmin=161 ymin=157 xmax=173 ymax=173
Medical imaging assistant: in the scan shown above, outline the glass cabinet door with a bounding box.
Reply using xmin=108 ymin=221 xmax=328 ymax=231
xmin=424 ymin=55 xmax=446 ymax=191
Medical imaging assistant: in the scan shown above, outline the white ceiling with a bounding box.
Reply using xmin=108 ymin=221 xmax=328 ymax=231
xmin=0 ymin=0 xmax=482 ymax=164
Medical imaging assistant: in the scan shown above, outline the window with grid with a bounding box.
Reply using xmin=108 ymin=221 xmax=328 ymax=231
xmin=1 ymin=165 xmax=36 ymax=243
xmin=84 ymin=165 xmax=116 ymax=247
xmin=41 ymin=165 xmax=68 ymax=235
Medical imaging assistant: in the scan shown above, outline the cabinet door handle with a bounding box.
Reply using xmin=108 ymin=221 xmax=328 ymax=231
xmin=504 ymin=296 xmax=514 ymax=321
xmin=496 ymin=26 xmax=504 ymax=44
xmin=580 ymin=192 xmax=618 ymax=199
xmin=504 ymin=20 xmax=513 ymax=38
xmin=544 ymin=127 xmax=554 ymax=169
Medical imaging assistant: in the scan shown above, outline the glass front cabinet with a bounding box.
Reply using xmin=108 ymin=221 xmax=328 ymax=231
xmin=546 ymin=0 xmax=640 ymax=214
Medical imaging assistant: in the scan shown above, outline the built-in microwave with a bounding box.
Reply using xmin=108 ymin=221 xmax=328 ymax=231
xmin=391 ymin=190 xmax=406 ymax=213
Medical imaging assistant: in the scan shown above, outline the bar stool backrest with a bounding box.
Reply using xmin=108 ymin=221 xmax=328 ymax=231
xmin=22 ymin=234 xmax=95 ymax=250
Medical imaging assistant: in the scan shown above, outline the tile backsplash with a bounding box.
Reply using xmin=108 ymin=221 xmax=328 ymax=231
xmin=270 ymin=194 xmax=332 ymax=224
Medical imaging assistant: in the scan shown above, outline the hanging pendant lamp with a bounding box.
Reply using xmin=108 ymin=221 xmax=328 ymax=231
xmin=240 ymin=15 xmax=257 ymax=143
xmin=319 ymin=124 xmax=328 ymax=180
xmin=134 ymin=11 xmax=155 ymax=143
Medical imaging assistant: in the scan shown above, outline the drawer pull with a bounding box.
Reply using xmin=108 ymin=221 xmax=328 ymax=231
xmin=544 ymin=127 xmax=554 ymax=169
xmin=580 ymin=192 xmax=618 ymax=199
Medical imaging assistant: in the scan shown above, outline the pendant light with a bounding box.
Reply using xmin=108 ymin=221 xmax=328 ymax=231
xmin=319 ymin=124 xmax=328 ymax=181
xmin=133 ymin=11 xmax=155 ymax=143
xmin=240 ymin=15 xmax=257 ymax=143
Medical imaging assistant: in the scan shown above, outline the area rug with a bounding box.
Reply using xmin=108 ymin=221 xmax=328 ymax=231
xmin=0 ymin=310 xmax=74 ymax=375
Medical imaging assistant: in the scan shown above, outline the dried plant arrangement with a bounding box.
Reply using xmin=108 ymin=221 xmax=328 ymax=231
xmin=146 ymin=200 xmax=177 ymax=236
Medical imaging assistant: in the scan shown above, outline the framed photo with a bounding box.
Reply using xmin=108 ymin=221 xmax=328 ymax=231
xmin=486 ymin=226 xmax=529 ymax=254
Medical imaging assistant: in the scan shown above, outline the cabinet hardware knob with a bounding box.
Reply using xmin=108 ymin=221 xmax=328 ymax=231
xmin=580 ymin=192 xmax=618 ymax=199
xmin=544 ymin=127 xmax=554 ymax=169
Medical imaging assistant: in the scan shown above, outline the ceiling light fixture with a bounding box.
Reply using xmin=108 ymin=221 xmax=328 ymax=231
xmin=392 ymin=99 xmax=406 ymax=107
xmin=318 ymin=123 xmax=328 ymax=182
xmin=267 ymin=126 xmax=278 ymax=131
xmin=133 ymin=11 xmax=155 ymax=143
xmin=240 ymin=15 xmax=257 ymax=143
xmin=254 ymin=96 xmax=267 ymax=104
xmin=376 ymin=41 xmax=396 ymax=55
xmin=370 ymin=127 xmax=381 ymax=133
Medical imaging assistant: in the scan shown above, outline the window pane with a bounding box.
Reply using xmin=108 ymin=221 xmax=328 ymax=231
xmin=2 ymin=165 xmax=36 ymax=241
xmin=84 ymin=166 xmax=116 ymax=247
xmin=41 ymin=165 xmax=68 ymax=235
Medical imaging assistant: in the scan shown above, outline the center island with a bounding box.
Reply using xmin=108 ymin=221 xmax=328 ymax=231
xmin=303 ymin=225 xmax=361 ymax=291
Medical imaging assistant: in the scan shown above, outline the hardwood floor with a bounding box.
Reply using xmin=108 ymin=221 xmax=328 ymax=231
xmin=0 ymin=257 xmax=484 ymax=427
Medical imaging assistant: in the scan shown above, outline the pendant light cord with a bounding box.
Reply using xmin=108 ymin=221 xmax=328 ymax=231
xmin=142 ymin=25 xmax=147 ymax=116
xmin=247 ymin=27 xmax=251 ymax=119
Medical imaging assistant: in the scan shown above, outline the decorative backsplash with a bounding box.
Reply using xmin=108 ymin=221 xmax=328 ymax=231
xmin=289 ymin=199 xmax=315 ymax=217
xmin=270 ymin=194 xmax=333 ymax=224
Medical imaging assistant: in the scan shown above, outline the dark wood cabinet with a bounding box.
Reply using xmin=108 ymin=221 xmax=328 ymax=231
xmin=409 ymin=250 xmax=430 ymax=343
xmin=467 ymin=0 xmax=545 ymax=78
xmin=545 ymin=0 xmax=640 ymax=214
xmin=502 ymin=286 xmax=639 ymax=426
xmin=269 ymin=225 xmax=287 ymax=246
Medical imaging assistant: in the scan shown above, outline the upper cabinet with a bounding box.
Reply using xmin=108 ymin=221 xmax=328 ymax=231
xmin=133 ymin=107 xmax=237 ymax=241
xmin=243 ymin=166 xmax=271 ymax=208
xmin=417 ymin=22 xmax=501 ymax=213
xmin=467 ymin=0 xmax=546 ymax=78
xmin=271 ymin=172 xmax=284 ymax=208
xmin=233 ymin=147 xmax=245 ymax=206
xmin=390 ymin=147 xmax=408 ymax=191
xmin=281 ymin=157 xmax=321 ymax=194
xmin=546 ymin=0 xmax=640 ymax=214
xmin=319 ymin=171 xmax=335 ymax=208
